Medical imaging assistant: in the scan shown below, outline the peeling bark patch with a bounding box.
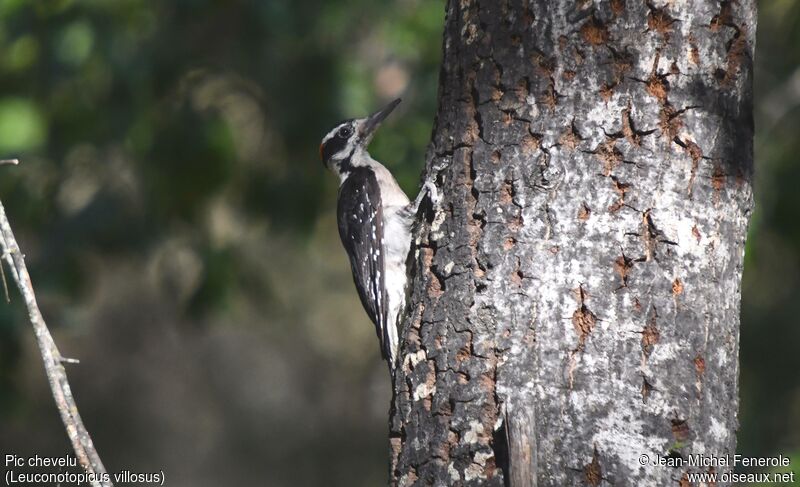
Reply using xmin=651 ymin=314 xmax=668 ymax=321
xmin=480 ymin=371 xmax=496 ymax=397
xmin=646 ymin=4 xmax=677 ymax=38
xmin=583 ymin=446 xmax=603 ymax=487
xmin=413 ymin=362 xmax=437 ymax=406
xmin=521 ymin=133 xmax=541 ymax=156
xmin=643 ymin=50 xmax=670 ymax=104
xmin=641 ymin=375 xmax=653 ymax=402
xmin=675 ymin=137 xmax=704 ymax=162
xmin=391 ymin=435 xmax=402 ymax=470
xmin=646 ymin=72 xmax=669 ymax=105
xmin=580 ymin=15 xmax=610 ymax=47
xmin=694 ymin=355 xmax=706 ymax=376
xmin=464 ymin=420 xmax=486 ymax=444
xmin=600 ymin=83 xmax=614 ymax=102
xmin=621 ymin=107 xmax=638 ymax=146
xmin=511 ymin=258 xmax=524 ymax=287
xmin=673 ymin=136 xmax=705 ymax=195
xmin=709 ymin=0 xmax=733 ymax=32
xmin=542 ymin=80 xmax=560 ymax=111
xmin=621 ymin=106 xmax=655 ymax=147
xmin=694 ymin=353 xmax=706 ymax=400
xmin=577 ymin=202 xmax=591 ymax=221
xmin=708 ymin=0 xmax=748 ymax=86
xmin=429 ymin=272 xmax=444 ymax=299
xmin=456 ymin=343 xmax=472 ymax=363
xmin=531 ymin=53 xmax=561 ymax=110
xmin=688 ymin=34 xmax=700 ymax=65
xmin=613 ymin=252 xmax=635 ymax=290
xmin=591 ymin=139 xmax=623 ymax=177
xmin=500 ymin=180 xmax=515 ymax=205
xmin=692 ymin=224 xmax=702 ymax=242
xmin=407 ymin=305 xmax=424 ymax=350
xmin=672 ymin=278 xmax=683 ymax=296
xmin=463 ymin=107 xmax=481 ymax=148
xmin=404 ymin=349 xmax=428 ymax=373
xmin=610 ymin=0 xmax=624 ymax=17
xmin=491 ymin=86 xmax=504 ymax=103
xmin=422 ymin=247 xmax=445 ymax=299
xmin=608 ymin=176 xmax=631 ymax=214
xmin=641 ymin=307 xmax=660 ymax=358
xmin=659 ymin=103 xmax=684 ymax=142
xmin=558 ymin=34 xmax=569 ymax=51
xmin=464 ymin=462 xmax=484 ymax=482
xmin=476 ymin=450 xmax=498 ymax=478
xmin=514 ymin=77 xmax=531 ymax=104
xmin=572 ymin=46 xmax=585 ymax=65
xmin=572 ymin=285 xmax=597 ymax=349
xmin=721 ymin=25 xmax=747 ymax=86
xmin=635 ymin=209 xmax=677 ymax=262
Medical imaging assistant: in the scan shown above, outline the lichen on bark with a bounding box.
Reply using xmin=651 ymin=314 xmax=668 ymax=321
xmin=392 ymin=0 xmax=755 ymax=485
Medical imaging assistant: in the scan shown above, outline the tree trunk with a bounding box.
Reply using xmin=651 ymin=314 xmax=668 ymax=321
xmin=391 ymin=0 xmax=755 ymax=486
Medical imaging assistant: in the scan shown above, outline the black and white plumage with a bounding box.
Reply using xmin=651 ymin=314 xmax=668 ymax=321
xmin=320 ymin=99 xmax=436 ymax=370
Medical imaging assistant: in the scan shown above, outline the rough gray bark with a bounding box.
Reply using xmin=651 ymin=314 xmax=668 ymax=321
xmin=391 ymin=0 xmax=755 ymax=486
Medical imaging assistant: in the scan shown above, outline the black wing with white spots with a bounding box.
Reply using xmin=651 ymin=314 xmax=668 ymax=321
xmin=336 ymin=167 xmax=390 ymax=359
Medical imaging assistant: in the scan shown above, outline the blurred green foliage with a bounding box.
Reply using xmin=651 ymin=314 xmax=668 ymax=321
xmin=0 ymin=0 xmax=444 ymax=302
xmin=739 ymin=0 xmax=800 ymax=467
xmin=0 ymin=0 xmax=796 ymax=485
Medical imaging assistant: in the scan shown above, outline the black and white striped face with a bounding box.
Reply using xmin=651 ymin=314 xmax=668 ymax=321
xmin=319 ymin=98 xmax=401 ymax=176
xmin=319 ymin=119 xmax=359 ymax=170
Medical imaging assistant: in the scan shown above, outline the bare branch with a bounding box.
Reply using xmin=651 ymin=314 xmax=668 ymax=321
xmin=0 ymin=257 xmax=10 ymax=303
xmin=0 ymin=196 xmax=112 ymax=486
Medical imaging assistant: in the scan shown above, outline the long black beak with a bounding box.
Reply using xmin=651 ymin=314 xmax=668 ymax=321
xmin=360 ymin=98 xmax=401 ymax=144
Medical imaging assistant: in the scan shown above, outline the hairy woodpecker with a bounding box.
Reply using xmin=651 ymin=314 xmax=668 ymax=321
xmin=319 ymin=99 xmax=437 ymax=370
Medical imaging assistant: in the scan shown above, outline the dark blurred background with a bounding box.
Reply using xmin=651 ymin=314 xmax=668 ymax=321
xmin=0 ymin=1 xmax=796 ymax=485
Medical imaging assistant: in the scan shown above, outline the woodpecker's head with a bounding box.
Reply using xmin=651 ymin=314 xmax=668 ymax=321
xmin=320 ymin=98 xmax=401 ymax=175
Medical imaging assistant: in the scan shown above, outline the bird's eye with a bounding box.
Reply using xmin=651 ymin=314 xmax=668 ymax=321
xmin=338 ymin=126 xmax=353 ymax=138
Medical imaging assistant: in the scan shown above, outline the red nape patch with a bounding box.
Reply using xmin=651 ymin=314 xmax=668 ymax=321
xmin=319 ymin=143 xmax=324 ymax=161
